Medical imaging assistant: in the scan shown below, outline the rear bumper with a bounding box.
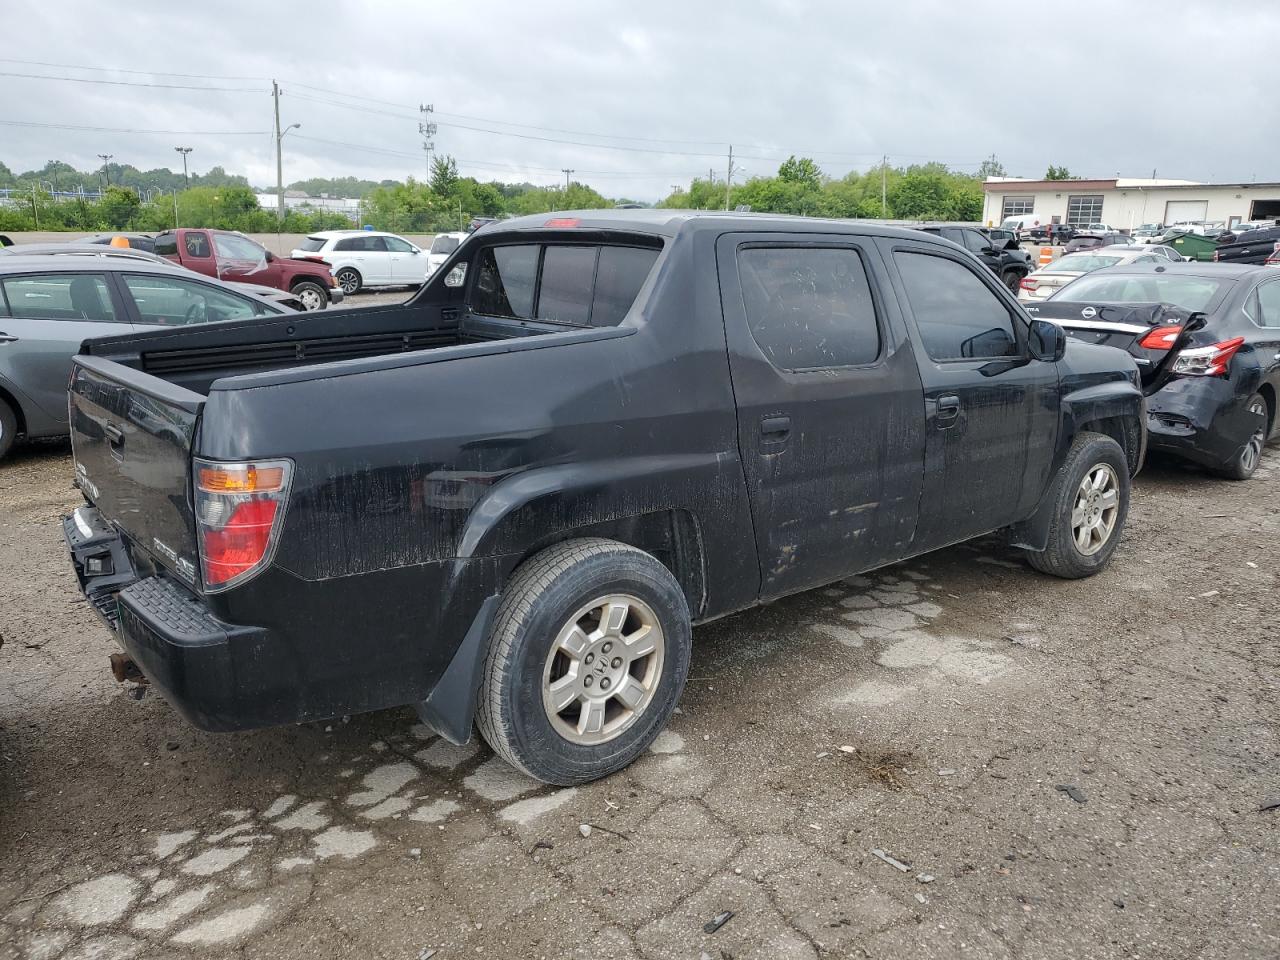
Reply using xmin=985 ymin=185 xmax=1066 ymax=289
xmin=1145 ymin=376 xmax=1264 ymax=468
xmin=63 ymin=505 xmax=497 ymax=737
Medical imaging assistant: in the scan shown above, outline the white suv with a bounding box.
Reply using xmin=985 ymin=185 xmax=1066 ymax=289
xmin=426 ymin=232 xmax=469 ymax=277
xmin=292 ymin=230 xmax=424 ymax=295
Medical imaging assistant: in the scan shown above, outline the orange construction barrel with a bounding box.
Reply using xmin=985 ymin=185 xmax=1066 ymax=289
xmin=109 ymin=235 xmax=130 ymax=248
xmin=1038 ymin=246 xmax=1054 ymax=265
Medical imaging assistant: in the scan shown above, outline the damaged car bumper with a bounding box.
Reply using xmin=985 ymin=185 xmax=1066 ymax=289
xmin=1145 ymin=376 xmax=1266 ymax=468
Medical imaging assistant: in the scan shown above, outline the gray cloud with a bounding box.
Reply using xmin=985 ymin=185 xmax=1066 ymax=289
xmin=2 ymin=1 xmax=1274 ymax=200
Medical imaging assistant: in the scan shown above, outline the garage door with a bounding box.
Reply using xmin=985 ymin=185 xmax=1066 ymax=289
xmin=1165 ymin=200 xmax=1208 ymax=224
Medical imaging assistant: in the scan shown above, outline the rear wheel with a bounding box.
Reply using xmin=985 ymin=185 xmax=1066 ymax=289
xmin=1025 ymin=432 xmax=1130 ymax=579
xmin=476 ymin=538 xmax=691 ymax=786
xmin=291 ymin=280 xmax=328 ymax=311
xmin=1002 ymin=269 xmax=1023 ymax=293
xmin=1218 ymin=393 xmax=1269 ymax=480
xmin=335 ymin=267 xmax=362 ymax=295
xmin=0 ymin=396 xmax=17 ymax=461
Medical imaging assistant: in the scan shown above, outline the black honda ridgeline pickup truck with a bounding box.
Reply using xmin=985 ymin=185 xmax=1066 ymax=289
xmin=63 ymin=211 xmax=1146 ymax=785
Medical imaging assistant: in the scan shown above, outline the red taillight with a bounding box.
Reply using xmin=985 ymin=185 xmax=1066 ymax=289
xmin=1020 ymin=278 xmax=1037 ymax=290
xmin=543 ymin=218 xmax=580 ymax=228
xmin=1138 ymin=325 xmax=1184 ymax=350
xmin=1212 ymin=250 xmax=1220 ymax=262
xmin=201 ymin=500 xmax=279 ymax=585
xmin=1171 ymin=337 xmax=1245 ymax=378
xmin=194 ymin=458 xmax=292 ymax=591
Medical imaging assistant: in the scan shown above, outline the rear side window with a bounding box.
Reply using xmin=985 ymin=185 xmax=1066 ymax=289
xmin=1 ymin=274 xmax=117 ymax=322
xmin=1254 ymin=280 xmax=1280 ymax=328
xmin=470 ymin=242 xmax=659 ymax=327
xmin=122 ymin=274 xmax=272 ymax=325
xmin=737 ymin=246 xmax=880 ymax=370
xmin=334 ymin=236 xmax=388 ymax=253
xmin=184 ymin=233 xmax=211 ymax=258
xmin=297 ymin=237 xmax=327 ymax=252
xmin=895 ymin=252 xmax=1019 ymax=361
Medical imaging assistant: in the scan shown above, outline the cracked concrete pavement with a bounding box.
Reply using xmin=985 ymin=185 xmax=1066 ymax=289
xmin=1 ymin=438 xmax=1278 ymax=960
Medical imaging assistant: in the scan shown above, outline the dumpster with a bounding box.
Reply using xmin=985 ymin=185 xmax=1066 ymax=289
xmin=1163 ymin=231 xmax=1219 ymax=262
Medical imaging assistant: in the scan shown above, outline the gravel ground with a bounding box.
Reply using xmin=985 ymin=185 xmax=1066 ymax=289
xmin=1 ymin=431 xmax=1278 ymax=960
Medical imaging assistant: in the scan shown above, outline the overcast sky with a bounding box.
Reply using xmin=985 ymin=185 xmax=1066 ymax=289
xmin=2 ymin=1 xmax=1274 ymax=200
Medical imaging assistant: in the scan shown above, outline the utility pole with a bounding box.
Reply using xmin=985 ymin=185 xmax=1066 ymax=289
xmin=561 ymin=168 xmax=574 ymax=191
xmin=172 ymin=189 xmax=179 ymax=229
xmin=273 ymin=81 xmax=300 ymax=224
xmin=418 ymin=103 xmax=436 ymax=175
xmin=881 ymin=154 xmax=888 ymax=218
xmin=174 ymin=146 xmax=193 ymax=188
xmin=725 ymin=145 xmax=734 ymax=211
xmin=97 ymin=154 xmax=113 ymax=190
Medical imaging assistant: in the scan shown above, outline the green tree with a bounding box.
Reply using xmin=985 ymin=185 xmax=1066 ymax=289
xmin=429 ymin=155 xmax=460 ymax=196
xmin=777 ymin=156 xmax=823 ymax=188
xmin=99 ymin=186 xmax=141 ymax=229
xmin=977 ymin=154 xmax=1007 ymax=179
xmin=1044 ymin=164 xmax=1074 ymax=181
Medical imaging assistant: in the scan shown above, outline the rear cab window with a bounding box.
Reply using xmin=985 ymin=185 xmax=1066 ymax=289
xmin=468 ymin=240 xmax=660 ymax=328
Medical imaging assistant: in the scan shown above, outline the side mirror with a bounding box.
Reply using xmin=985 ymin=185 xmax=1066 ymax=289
xmin=1030 ymin=318 xmax=1067 ymax=362
xmin=265 ymin=250 xmax=276 ymax=262
xmin=981 ymin=246 xmax=997 ymax=255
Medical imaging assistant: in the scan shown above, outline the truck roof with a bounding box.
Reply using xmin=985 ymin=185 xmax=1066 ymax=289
xmin=491 ymin=208 xmax=950 ymax=244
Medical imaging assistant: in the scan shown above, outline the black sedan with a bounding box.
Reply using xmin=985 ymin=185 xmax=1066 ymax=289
xmin=1025 ymin=263 xmax=1279 ymax=479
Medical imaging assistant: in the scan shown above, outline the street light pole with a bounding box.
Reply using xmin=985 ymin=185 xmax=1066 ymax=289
xmin=174 ymin=146 xmax=193 ymax=188
xmin=272 ymin=81 xmax=300 ymax=224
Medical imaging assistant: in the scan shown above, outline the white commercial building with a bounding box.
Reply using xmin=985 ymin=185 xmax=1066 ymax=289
xmin=982 ymin=177 xmax=1280 ymax=231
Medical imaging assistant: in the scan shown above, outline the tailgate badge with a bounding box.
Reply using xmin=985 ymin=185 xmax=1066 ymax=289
xmin=1080 ymin=307 xmax=1097 ymax=319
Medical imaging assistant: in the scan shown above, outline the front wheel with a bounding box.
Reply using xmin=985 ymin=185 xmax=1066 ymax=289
xmin=1217 ymin=393 xmax=1269 ymax=480
xmin=1025 ymin=432 xmax=1130 ymax=579
xmin=476 ymin=538 xmax=692 ymax=785
xmin=291 ymin=280 xmax=328 ymax=311
xmin=1002 ymin=269 xmax=1023 ymax=293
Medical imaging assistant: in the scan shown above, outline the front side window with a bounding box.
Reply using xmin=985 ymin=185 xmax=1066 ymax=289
xmin=895 ymin=252 xmax=1019 ymax=361
xmin=297 ymin=237 xmax=327 ymax=252
xmin=383 ymin=236 xmax=415 ymax=253
xmin=2 ymin=273 xmax=117 ymax=322
xmin=213 ymin=234 xmax=264 ymax=261
xmin=960 ymin=229 xmax=990 ymax=254
xmin=738 ymin=246 xmax=881 ymax=370
xmin=123 ymin=274 xmax=273 ymax=326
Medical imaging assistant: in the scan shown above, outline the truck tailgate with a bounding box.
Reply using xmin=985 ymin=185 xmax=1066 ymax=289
xmin=69 ymin=355 xmax=204 ymax=587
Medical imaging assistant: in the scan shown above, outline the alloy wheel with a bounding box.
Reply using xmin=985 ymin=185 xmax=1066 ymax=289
xmin=1070 ymin=463 xmax=1120 ymax=556
xmin=541 ymin=593 xmax=665 ymax=746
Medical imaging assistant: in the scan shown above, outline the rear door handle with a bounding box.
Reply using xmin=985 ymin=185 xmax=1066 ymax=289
xmin=760 ymin=415 xmax=791 ymax=438
xmin=935 ymin=395 xmax=961 ymax=422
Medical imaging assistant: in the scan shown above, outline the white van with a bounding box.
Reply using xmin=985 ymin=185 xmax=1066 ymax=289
xmin=1000 ymin=214 xmax=1045 ymax=240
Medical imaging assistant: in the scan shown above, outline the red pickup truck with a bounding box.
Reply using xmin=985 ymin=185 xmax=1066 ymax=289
xmin=154 ymin=229 xmax=341 ymax=311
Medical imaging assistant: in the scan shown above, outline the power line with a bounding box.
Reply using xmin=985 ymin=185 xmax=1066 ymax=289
xmin=0 ymin=70 xmax=264 ymax=92
xmin=0 ymin=119 xmax=269 ymax=135
xmin=0 ymin=57 xmax=267 ymax=82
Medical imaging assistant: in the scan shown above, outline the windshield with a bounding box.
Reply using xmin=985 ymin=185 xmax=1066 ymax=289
xmin=297 ymin=237 xmax=327 ymax=252
xmin=1052 ymin=274 xmax=1223 ymax=311
xmin=1047 ymin=254 xmax=1122 ymax=273
xmin=430 ymin=235 xmax=461 ymax=255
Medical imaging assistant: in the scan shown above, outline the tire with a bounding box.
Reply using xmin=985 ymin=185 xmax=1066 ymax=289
xmin=335 ymin=267 xmax=362 ymax=296
xmin=1002 ymin=269 xmax=1022 ymax=293
xmin=476 ymin=538 xmax=692 ymax=786
xmin=291 ymin=280 xmax=328 ymax=311
xmin=0 ymin=396 xmax=16 ymax=461
xmin=1025 ymin=431 xmax=1130 ymax=579
xmin=1216 ymin=393 xmax=1269 ymax=481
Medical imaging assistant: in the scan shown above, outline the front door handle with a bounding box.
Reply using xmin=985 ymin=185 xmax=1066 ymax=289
xmin=760 ymin=415 xmax=791 ymax=438
xmin=935 ymin=395 xmax=961 ymax=422
xmin=103 ymin=422 xmax=125 ymax=446
xmin=0 ymin=332 xmax=17 ymax=344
